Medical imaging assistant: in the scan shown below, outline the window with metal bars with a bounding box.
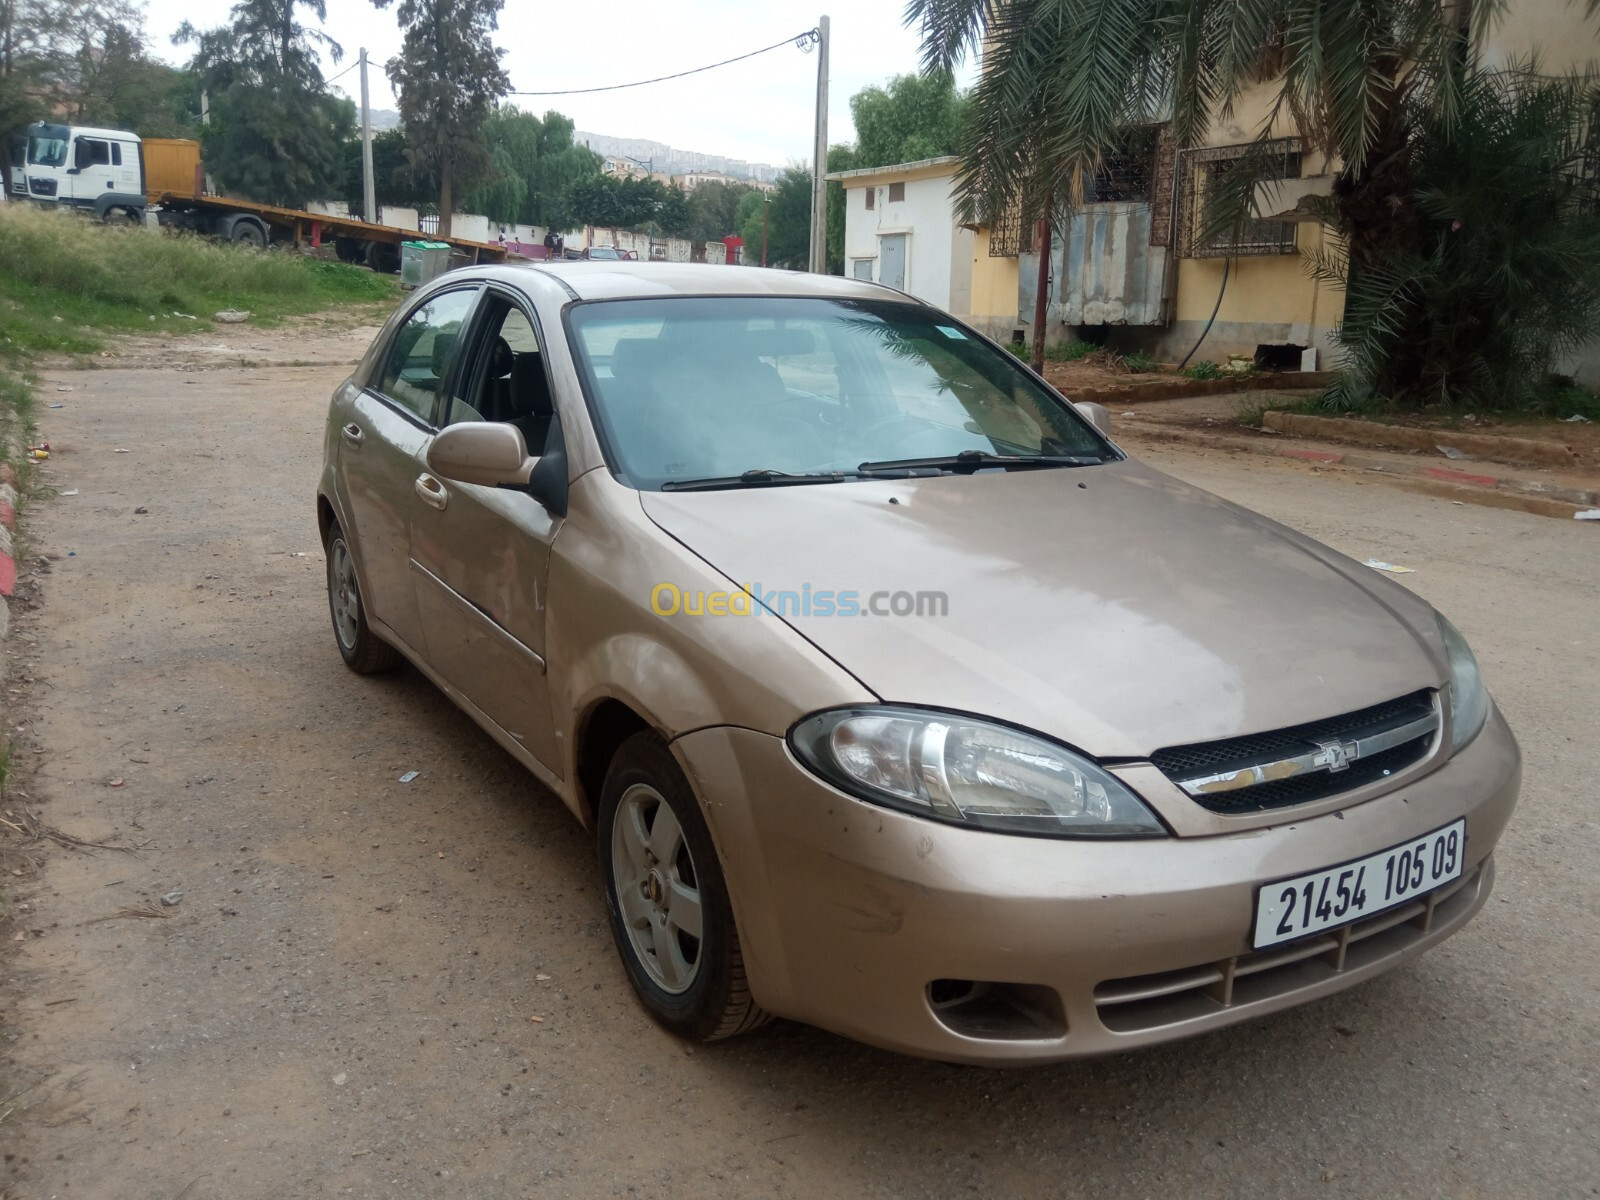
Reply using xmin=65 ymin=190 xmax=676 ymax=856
xmin=1176 ymin=138 xmax=1303 ymax=258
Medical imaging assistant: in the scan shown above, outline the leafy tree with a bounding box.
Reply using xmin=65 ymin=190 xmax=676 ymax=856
xmin=563 ymin=172 xmax=684 ymax=235
xmin=1 ymin=0 xmax=54 ymax=193
xmin=375 ymin=0 xmax=509 ymax=238
xmin=461 ymin=106 xmax=601 ymax=232
xmin=176 ymin=0 xmax=350 ymax=207
xmin=338 ymin=126 xmax=435 ymax=216
xmin=683 ymin=179 xmax=758 ymax=243
xmin=1312 ymin=66 xmax=1600 ymax=411
xmin=741 ymin=166 xmax=811 ymax=268
xmin=908 ymin=0 xmax=1600 ymax=405
xmin=850 ymin=70 xmax=967 ymax=167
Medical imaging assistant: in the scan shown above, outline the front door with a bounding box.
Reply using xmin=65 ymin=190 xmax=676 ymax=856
xmin=879 ymin=233 xmax=907 ymax=289
xmin=337 ymin=285 xmax=480 ymax=654
xmin=408 ymin=292 xmax=562 ymax=773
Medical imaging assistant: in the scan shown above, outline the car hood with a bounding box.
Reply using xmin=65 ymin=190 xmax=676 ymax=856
xmin=639 ymin=460 xmax=1445 ymax=758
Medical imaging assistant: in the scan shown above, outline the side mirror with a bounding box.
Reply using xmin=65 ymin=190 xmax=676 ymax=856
xmin=1074 ymin=401 xmax=1111 ymax=436
xmin=426 ymin=423 xmax=534 ymax=488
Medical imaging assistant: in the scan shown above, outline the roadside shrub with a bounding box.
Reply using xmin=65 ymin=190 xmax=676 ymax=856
xmin=1044 ymin=339 xmax=1094 ymax=362
xmin=1124 ymin=350 xmax=1158 ymax=373
xmin=1180 ymin=360 xmax=1222 ymax=380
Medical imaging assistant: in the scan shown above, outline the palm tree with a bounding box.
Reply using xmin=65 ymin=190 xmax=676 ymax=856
xmin=907 ymin=0 xmax=1599 ymax=402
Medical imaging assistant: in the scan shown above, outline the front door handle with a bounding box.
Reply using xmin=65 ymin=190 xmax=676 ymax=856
xmin=414 ymin=473 xmax=449 ymax=510
xmin=341 ymin=422 xmax=364 ymax=446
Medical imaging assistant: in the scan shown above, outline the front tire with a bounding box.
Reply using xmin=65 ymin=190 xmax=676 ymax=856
xmin=325 ymin=522 xmax=401 ymax=674
xmin=599 ymin=732 xmax=770 ymax=1042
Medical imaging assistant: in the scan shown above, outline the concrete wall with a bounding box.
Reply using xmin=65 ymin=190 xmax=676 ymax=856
xmin=381 ymin=206 xmax=419 ymax=231
xmin=958 ymin=227 xmax=1021 ymax=342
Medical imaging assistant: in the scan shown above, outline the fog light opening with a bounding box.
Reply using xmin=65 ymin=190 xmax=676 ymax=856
xmin=927 ymin=979 xmax=1067 ymax=1041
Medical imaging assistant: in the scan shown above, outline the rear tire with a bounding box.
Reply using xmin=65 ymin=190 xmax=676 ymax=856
xmin=325 ymin=522 xmax=401 ymax=674
xmin=231 ymin=221 xmax=266 ymax=249
xmin=598 ymin=732 xmax=771 ymax=1042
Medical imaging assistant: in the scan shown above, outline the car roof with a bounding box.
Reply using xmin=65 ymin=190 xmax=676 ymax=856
xmin=458 ymin=261 xmax=919 ymax=305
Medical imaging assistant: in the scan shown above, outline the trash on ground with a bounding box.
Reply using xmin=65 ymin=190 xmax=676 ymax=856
xmin=528 ymin=1014 xmax=545 ymax=1023
xmin=1576 ymin=509 xmax=1600 ymax=521
xmin=398 ymin=770 xmax=419 ymax=783
xmin=160 ymin=891 xmax=183 ymax=906
xmin=60 ymin=489 xmax=79 ymax=496
xmin=47 ymin=403 xmax=64 ymax=409
xmin=1436 ymin=445 xmax=1467 ymax=460
xmin=1363 ymin=559 xmax=1416 ymax=574
xmin=55 ymin=385 xmax=72 ymax=392
xmin=536 ymin=973 xmax=552 ymax=982
xmin=108 ymin=778 xmax=125 ymax=788
xmin=1565 ymin=414 xmax=1591 ymax=423
xmin=214 ymin=310 xmax=251 ymax=324
xmin=114 ymin=448 xmax=130 ymax=453
xmin=134 ymin=506 xmax=148 ymax=515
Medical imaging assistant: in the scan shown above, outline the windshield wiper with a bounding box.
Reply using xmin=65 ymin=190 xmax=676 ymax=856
xmin=660 ymin=469 xmax=856 ymax=492
xmin=857 ymin=449 xmax=1103 ymax=476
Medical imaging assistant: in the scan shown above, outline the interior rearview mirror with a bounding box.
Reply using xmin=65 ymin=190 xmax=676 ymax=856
xmin=426 ymin=423 xmax=535 ymax=488
xmin=1073 ymin=401 xmax=1111 ymax=436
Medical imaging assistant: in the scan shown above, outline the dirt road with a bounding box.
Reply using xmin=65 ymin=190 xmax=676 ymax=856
xmin=2 ymin=329 xmax=1597 ymax=1199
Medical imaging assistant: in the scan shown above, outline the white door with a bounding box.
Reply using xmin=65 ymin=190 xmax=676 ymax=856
xmin=878 ymin=234 xmax=907 ymax=289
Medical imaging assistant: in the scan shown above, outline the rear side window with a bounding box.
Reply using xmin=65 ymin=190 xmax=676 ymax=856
xmin=374 ymin=289 xmax=479 ymax=422
xmin=111 ymin=143 xmax=122 ymax=166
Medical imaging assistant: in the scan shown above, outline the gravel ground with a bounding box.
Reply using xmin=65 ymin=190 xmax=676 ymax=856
xmin=1 ymin=334 xmax=1596 ymax=1200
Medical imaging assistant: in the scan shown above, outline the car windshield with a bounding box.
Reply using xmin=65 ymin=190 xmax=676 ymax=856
xmin=27 ymin=135 xmax=68 ymax=167
xmin=566 ymin=296 xmax=1117 ymax=489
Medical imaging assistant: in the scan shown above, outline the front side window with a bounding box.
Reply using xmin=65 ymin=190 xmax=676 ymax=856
xmin=374 ymin=289 xmax=479 ymax=422
xmin=75 ymin=139 xmax=111 ymax=168
xmin=567 ymin=297 xmax=1116 ymax=489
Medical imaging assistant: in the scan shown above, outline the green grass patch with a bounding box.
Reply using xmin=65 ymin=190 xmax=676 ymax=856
xmin=0 ymin=204 xmax=397 ymax=357
xmin=1044 ymin=339 xmax=1095 ymax=362
xmin=1123 ymin=350 xmax=1158 ymax=373
xmin=1180 ymin=360 xmax=1222 ymax=380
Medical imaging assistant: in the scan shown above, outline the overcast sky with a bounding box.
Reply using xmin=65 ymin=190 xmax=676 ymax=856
xmin=137 ymin=0 xmax=975 ymax=167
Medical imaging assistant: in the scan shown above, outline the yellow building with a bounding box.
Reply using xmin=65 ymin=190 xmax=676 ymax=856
xmin=1025 ymin=0 xmax=1597 ymax=379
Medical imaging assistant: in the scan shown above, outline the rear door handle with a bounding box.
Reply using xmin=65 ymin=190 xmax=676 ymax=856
xmin=341 ymin=422 xmax=364 ymax=446
xmin=414 ymin=473 xmax=449 ymax=510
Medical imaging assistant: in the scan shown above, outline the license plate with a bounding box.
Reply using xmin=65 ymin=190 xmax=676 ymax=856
xmin=1252 ymin=819 xmax=1466 ymax=949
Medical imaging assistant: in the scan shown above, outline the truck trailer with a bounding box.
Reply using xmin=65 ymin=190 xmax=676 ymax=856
xmin=8 ymin=123 xmax=509 ymax=272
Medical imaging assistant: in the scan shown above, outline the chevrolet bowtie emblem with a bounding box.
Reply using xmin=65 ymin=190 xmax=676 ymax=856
xmin=1312 ymin=738 xmax=1359 ymax=772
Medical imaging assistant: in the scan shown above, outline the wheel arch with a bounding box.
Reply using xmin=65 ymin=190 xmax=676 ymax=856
xmin=574 ymin=697 xmax=653 ymax=830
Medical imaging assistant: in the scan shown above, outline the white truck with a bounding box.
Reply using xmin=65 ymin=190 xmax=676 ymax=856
xmin=8 ymin=122 xmax=147 ymax=223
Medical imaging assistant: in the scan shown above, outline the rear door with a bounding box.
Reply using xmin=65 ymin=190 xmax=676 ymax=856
xmin=336 ymin=285 xmax=481 ymax=655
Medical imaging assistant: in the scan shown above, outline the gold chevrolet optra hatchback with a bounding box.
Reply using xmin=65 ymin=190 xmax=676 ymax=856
xmin=316 ymin=263 xmax=1519 ymax=1064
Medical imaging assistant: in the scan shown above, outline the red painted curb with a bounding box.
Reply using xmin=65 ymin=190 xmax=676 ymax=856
xmin=0 ymin=501 xmax=15 ymax=529
xmin=0 ymin=551 xmax=14 ymax=597
xmin=1279 ymin=447 xmax=1345 ymax=464
xmin=1423 ymin=465 xmax=1499 ymax=488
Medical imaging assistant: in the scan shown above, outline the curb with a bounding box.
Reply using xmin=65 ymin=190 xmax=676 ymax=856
xmin=1260 ymin=410 xmax=1581 ymax=470
xmin=1117 ymin=421 xmax=1599 ymax=516
xmin=1052 ymin=371 xmax=1335 ymax=408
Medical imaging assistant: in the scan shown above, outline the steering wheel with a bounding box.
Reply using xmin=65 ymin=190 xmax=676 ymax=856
xmin=854 ymin=413 xmax=932 ymax=452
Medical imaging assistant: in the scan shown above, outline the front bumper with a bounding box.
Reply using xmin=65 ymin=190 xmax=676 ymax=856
xmin=674 ymin=706 xmax=1520 ymax=1065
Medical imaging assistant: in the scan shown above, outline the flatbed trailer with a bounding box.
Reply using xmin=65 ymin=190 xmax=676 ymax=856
xmin=140 ymin=138 xmax=509 ymax=272
xmin=147 ymin=188 xmax=511 ymax=273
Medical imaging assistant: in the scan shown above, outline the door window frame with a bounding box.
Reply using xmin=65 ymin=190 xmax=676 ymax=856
xmin=446 ymin=283 xmax=562 ymax=442
xmin=367 ymin=284 xmax=485 ymax=429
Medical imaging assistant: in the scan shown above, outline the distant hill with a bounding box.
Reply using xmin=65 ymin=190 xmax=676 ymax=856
xmin=573 ymin=131 xmax=781 ymax=183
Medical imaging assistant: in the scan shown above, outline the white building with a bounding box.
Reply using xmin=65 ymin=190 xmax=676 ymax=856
xmin=828 ymin=156 xmax=1020 ymax=341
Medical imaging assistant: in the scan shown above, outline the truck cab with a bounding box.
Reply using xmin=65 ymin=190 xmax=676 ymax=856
xmin=17 ymin=123 xmax=146 ymax=223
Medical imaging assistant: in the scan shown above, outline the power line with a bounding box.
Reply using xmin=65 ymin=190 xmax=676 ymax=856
xmin=509 ymin=28 xmax=819 ymax=97
xmin=324 ymin=58 xmax=360 ymax=87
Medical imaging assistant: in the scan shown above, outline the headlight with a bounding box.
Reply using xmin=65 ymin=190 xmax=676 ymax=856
xmin=1438 ymin=614 xmax=1488 ymax=752
xmin=789 ymin=707 xmax=1166 ymax=838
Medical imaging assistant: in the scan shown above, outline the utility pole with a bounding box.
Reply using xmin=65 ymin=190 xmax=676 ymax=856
xmin=359 ymin=49 xmax=376 ymax=225
xmin=808 ymin=15 xmax=830 ymax=274
xmin=762 ymin=196 xmax=771 ymax=266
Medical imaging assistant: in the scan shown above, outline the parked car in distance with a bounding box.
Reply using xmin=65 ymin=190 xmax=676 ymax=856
xmin=316 ymin=262 xmax=1519 ymax=1064
xmin=583 ymin=245 xmax=636 ymax=261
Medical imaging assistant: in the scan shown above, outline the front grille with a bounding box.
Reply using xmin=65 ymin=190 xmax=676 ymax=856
xmin=1094 ymin=863 xmax=1485 ymax=1034
xmin=28 ymin=176 xmax=56 ymax=197
xmin=1151 ymin=690 xmax=1437 ymax=814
